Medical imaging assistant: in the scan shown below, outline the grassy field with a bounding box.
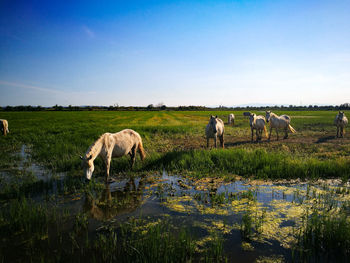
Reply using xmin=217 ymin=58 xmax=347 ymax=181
xmin=0 ymin=110 xmax=349 ymax=180
xmin=0 ymin=110 xmax=350 ymax=262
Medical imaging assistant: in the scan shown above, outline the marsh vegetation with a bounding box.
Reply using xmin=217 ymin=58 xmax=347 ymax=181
xmin=0 ymin=110 xmax=349 ymax=262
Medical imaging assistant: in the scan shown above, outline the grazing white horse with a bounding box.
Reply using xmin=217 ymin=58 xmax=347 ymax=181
xmin=0 ymin=119 xmax=9 ymax=136
xmin=265 ymin=111 xmax=296 ymax=141
xmin=249 ymin=113 xmax=268 ymax=142
xmin=334 ymin=111 xmax=348 ymax=138
xmin=228 ymin=113 xmax=235 ymax=125
xmin=81 ymin=129 xmax=145 ymax=182
xmin=206 ymin=115 xmax=224 ymax=148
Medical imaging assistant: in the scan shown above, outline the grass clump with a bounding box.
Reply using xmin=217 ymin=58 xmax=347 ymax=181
xmin=143 ymin=148 xmax=350 ymax=180
xmin=94 ymin=220 xmax=196 ymax=263
xmin=294 ymin=206 xmax=350 ymax=262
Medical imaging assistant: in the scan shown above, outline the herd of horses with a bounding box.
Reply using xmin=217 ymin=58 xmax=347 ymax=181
xmin=0 ymin=111 xmax=348 ymax=182
xmin=206 ymin=111 xmax=299 ymax=147
xmin=205 ymin=111 xmax=348 ymax=148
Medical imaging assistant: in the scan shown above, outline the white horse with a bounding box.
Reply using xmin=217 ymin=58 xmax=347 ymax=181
xmin=206 ymin=115 xmax=224 ymax=148
xmin=249 ymin=113 xmax=268 ymax=142
xmin=334 ymin=111 xmax=348 ymax=138
xmin=0 ymin=119 xmax=9 ymax=136
xmin=265 ymin=111 xmax=296 ymax=141
xmin=81 ymin=129 xmax=145 ymax=182
xmin=228 ymin=113 xmax=235 ymax=125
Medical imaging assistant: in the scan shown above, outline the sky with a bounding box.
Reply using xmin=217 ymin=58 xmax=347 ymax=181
xmin=0 ymin=0 xmax=350 ymax=107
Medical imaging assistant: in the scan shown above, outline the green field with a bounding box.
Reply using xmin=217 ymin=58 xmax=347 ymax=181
xmin=0 ymin=110 xmax=350 ymax=262
xmin=1 ymin=110 xmax=349 ymax=179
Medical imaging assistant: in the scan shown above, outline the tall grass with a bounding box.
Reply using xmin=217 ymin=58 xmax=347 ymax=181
xmin=0 ymin=197 xmax=198 ymax=262
xmin=94 ymin=221 xmax=196 ymax=263
xmin=294 ymin=205 xmax=350 ymax=262
xmin=142 ymin=148 xmax=350 ymax=180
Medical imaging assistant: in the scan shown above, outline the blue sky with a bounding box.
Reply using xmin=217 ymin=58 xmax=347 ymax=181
xmin=1 ymin=0 xmax=349 ymax=107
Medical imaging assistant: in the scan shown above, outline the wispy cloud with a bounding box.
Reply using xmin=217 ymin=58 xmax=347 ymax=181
xmin=0 ymin=80 xmax=98 ymax=95
xmin=0 ymin=80 xmax=63 ymax=94
xmin=82 ymin=25 xmax=95 ymax=38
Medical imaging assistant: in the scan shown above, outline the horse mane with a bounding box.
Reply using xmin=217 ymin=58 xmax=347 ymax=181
xmin=250 ymin=114 xmax=256 ymax=126
xmin=270 ymin=112 xmax=278 ymax=118
xmin=85 ymin=133 xmax=107 ymax=159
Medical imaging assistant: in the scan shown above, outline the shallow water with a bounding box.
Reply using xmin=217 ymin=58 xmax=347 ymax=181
xmin=2 ymin=147 xmax=349 ymax=262
xmin=61 ymin=171 xmax=349 ymax=262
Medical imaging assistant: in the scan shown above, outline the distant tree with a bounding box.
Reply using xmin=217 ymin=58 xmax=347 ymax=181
xmin=155 ymin=102 xmax=164 ymax=108
xmin=340 ymin=103 xmax=350 ymax=110
xmin=53 ymin=104 xmax=63 ymax=111
xmin=147 ymin=104 xmax=154 ymax=110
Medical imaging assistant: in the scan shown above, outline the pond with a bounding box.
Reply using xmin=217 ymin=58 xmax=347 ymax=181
xmin=59 ymin=171 xmax=349 ymax=262
xmin=1 ymin=147 xmax=349 ymax=262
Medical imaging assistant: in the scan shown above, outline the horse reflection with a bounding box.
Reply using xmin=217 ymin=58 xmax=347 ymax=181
xmin=84 ymin=177 xmax=145 ymax=220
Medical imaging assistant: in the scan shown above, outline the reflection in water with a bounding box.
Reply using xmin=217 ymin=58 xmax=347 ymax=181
xmin=84 ymin=177 xmax=145 ymax=220
xmin=78 ymin=172 xmax=349 ymax=262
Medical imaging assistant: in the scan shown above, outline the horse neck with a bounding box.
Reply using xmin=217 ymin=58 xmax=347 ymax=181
xmin=250 ymin=116 xmax=256 ymax=126
xmin=270 ymin=112 xmax=279 ymax=120
xmin=86 ymin=135 xmax=105 ymax=161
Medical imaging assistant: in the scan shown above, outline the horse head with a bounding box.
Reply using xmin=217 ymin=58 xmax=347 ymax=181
xmin=209 ymin=115 xmax=218 ymax=133
xmin=265 ymin=111 xmax=271 ymax=123
xmin=249 ymin=113 xmax=256 ymax=125
xmin=338 ymin=111 xmax=344 ymax=120
xmin=80 ymin=155 xmax=94 ymax=180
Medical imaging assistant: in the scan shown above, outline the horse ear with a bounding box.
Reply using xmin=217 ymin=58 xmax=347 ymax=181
xmin=215 ymin=115 xmax=218 ymax=118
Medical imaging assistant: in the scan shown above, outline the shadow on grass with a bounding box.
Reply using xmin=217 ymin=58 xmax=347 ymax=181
xmin=224 ymin=140 xmax=268 ymax=148
xmin=315 ymin=135 xmax=335 ymax=144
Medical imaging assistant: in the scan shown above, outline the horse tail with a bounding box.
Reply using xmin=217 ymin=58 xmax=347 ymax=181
xmin=5 ymin=121 xmax=9 ymax=134
xmin=263 ymin=125 xmax=268 ymax=138
xmin=138 ymin=141 xmax=146 ymax=161
xmin=288 ymin=124 xmax=296 ymax=133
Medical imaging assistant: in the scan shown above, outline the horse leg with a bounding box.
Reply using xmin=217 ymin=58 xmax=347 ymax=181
xmin=341 ymin=127 xmax=344 ymax=138
xmin=214 ymin=136 xmax=217 ymax=148
xmin=104 ymin=156 xmax=111 ymax=183
xmin=255 ymin=130 xmax=259 ymax=142
xmin=268 ymin=127 xmax=272 ymax=141
xmin=130 ymin=145 xmax=137 ymax=168
xmin=207 ymin=137 xmax=209 ymax=148
xmin=251 ymin=129 xmax=254 ymax=142
xmin=258 ymin=130 xmax=262 ymax=141
xmin=219 ymin=135 xmax=224 ymax=148
xmin=276 ymin=128 xmax=279 ymax=141
xmin=284 ymin=128 xmax=288 ymax=139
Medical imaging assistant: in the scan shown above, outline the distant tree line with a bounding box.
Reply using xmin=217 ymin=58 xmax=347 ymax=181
xmin=1 ymin=103 xmax=350 ymax=112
